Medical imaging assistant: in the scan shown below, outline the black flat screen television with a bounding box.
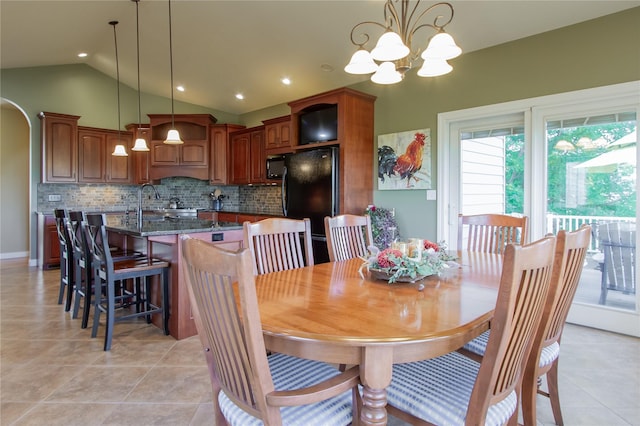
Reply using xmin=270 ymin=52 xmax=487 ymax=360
xmin=298 ymin=104 xmax=338 ymax=145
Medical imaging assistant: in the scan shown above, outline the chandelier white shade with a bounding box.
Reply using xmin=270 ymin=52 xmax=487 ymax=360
xmin=371 ymin=62 xmax=403 ymax=84
xmin=371 ymin=31 xmax=410 ymax=62
xmin=417 ymin=58 xmax=452 ymax=77
xmin=344 ymin=49 xmax=379 ymax=74
xmin=345 ymin=1 xmax=461 ymax=84
xmin=421 ymin=32 xmax=461 ymax=59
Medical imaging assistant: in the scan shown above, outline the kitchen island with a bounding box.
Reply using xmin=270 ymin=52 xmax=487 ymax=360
xmin=105 ymin=215 xmax=244 ymax=339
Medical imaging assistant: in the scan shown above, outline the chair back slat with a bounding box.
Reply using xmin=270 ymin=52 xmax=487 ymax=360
xmin=54 ymin=209 xmax=71 ymax=251
xmin=544 ymin=225 xmax=591 ymax=345
xmin=325 ymin=214 xmax=373 ymax=262
xmin=459 ymin=214 xmax=528 ymax=254
xmin=181 ymin=237 xmax=275 ymax=422
xmin=467 ymin=236 xmax=555 ymax=421
xmin=84 ymin=214 xmax=113 ymax=269
xmin=244 ymin=218 xmax=314 ymax=275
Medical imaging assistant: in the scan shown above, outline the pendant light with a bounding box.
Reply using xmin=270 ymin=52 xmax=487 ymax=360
xmin=131 ymin=0 xmax=149 ymax=151
xmin=110 ymin=20 xmax=128 ymax=157
xmin=164 ymin=0 xmax=183 ymax=144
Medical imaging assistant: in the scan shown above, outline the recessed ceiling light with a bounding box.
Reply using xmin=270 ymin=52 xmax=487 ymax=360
xmin=176 ymin=85 xmax=185 ymax=92
xmin=281 ymin=77 xmax=291 ymax=85
xmin=320 ymin=63 xmax=334 ymax=72
xmin=235 ymin=93 xmax=244 ymax=100
xmin=77 ymin=52 xmax=88 ymax=58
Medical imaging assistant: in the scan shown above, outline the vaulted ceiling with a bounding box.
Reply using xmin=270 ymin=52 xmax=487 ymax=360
xmin=2 ymin=1 xmax=639 ymax=114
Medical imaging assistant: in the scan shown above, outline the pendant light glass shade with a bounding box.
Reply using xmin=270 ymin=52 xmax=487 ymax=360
xmin=371 ymin=61 xmax=402 ymax=84
xmin=132 ymin=137 xmax=150 ymax=151
xmin=112 ymin=144 xmax=129 ymax=156
xmin=371 ymin=31 xmax=410 ymax=62
xmin=344 ymin=49 xmax=378 ymax=74
xmin=421 ymin=32 xmax=461 ymax=60
xmin=164 ymin=0 xmax=183 ymax=145
xmin=164 ymin=129 xmax=183 ymax=144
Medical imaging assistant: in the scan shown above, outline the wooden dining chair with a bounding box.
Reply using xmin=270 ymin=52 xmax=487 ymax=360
xmin=84 ymin=213 xmax=170 ymax=351
xmin=460 ymin=225 xmax=591 ymax=426
xmin=54 ymin=209 xmax=74 ymax=311
xmin=243 ymin=217 xmax=314 ymax=275
xmin=180 ymin=236 xmax=360 ymax=425
xmin=385 ymin=235 xmax=556 ymax=426
xmin=458 ymin=213 xmax=528 ymax=254
xmin=324 ymin=214 xmax=373 ymax=262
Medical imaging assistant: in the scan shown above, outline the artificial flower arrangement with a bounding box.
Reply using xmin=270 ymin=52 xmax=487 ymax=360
xmin=365 ymin=205 xmax=399 ymax=249
xmin=360 ymin=239 xmax=458 ymax=284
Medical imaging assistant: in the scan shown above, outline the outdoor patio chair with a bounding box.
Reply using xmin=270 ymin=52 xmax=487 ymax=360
xmin=598 ymin=222 xmax=636 ymax=305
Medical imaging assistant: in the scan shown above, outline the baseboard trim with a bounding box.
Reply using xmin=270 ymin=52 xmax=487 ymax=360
xmin=0 ymin=251 xmax=29 ymax=260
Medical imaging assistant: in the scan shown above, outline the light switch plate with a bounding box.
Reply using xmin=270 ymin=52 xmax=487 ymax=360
xmin=426 ymin=190 xmax=437 ymax=201
xmin=48 ymin=194 xmax=62 ymax=202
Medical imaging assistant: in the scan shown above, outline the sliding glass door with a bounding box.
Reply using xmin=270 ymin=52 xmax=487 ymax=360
xmin=438 ymin=82 xmax=639 ymax=336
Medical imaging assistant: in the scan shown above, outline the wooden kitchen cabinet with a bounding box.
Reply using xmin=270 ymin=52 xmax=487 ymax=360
xmin=210 ymin=123 xmax=245 ymax=185
xmin=78 ymin=127 xmax=133 ymax=183
xmin=288 ymin=87 xmax=376 ymax=216
xmin=43 ymin=215 xmax=60 ymax=269
xmin=148 ymin=114 xmax=217 ymax=181
xmin=39 ymin=111 xmax=80 ymax=183
xmin=230 ymin=126 xmax=265 ymax=185
xmin=126 ymin=123 xmax=151 ymax=184
xmin=263 ymin=115 xmax=291 ymax=152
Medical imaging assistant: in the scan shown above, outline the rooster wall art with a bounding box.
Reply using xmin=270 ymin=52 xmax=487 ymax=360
xmin=377 ymin=129 xmax=432 ymax=190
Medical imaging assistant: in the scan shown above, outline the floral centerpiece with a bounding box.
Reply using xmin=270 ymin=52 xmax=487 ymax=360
xmin=360 ymin=240 xmax=458 ymax=284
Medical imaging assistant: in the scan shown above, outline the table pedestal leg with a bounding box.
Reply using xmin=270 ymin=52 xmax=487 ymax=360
xmin=360 ymin=346 xmax=393 ymax=425
xmin=361 ymin=386 xmax=388 ymax=425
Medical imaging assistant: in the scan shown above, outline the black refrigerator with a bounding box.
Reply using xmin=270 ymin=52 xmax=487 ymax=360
xmin=282 ymin=147 xmax=338 ymax=264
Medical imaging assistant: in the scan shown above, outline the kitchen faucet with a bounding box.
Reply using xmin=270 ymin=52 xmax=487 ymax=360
xmin=137 ymin=183 xmax=160 ymax=226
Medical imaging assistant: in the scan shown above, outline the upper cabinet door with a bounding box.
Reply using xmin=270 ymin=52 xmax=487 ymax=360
xmin=78 ymin=128 xmax=106 ymax=183
xmin=39 ymin=112 xmax=80 ymax=183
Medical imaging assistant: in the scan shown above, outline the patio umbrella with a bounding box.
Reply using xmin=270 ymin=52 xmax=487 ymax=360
xmin=574 ymin=146 xmax=636 ymax=173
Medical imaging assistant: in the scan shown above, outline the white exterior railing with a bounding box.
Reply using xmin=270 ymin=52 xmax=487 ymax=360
xmin=546 ymin=214 xmax=636 ymax=252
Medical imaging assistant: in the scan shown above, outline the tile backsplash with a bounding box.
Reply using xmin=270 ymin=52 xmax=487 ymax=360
xmin=38 ymin=177 xmax=282 ymax=216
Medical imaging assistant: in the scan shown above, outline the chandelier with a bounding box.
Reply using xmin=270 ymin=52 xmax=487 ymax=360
xmin=345 ymin=1 xmax=461 ymax=84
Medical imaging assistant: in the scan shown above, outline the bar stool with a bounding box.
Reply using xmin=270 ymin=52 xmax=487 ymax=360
xmin=68 ymin=211 xmax=143 ymax=328
xmin=54 ymin=209 xmax=74 ymax=311
xmin=84 ymin=213 xmax=170 ymax=350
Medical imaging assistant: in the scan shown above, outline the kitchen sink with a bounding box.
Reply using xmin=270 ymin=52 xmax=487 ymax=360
xmin=142 ymin=208 xmax=200 ymax=221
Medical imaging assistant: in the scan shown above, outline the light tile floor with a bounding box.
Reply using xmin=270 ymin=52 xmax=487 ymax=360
xmin=1 ymin=258 xmax=638 ymax=425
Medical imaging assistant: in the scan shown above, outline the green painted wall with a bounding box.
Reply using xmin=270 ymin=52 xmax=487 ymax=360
xmin=1 ymin=7 xmax=639 ymax=260
xmin=348 ymin=7 xmax=640 ymax=240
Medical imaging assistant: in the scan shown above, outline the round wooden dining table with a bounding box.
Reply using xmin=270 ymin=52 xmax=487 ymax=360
xmin=255 ymin=251 xmax=503 ymax=425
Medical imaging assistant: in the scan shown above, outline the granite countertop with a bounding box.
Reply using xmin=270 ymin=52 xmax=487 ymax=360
xmin=105 ymin=214 xmax=243 ymax=237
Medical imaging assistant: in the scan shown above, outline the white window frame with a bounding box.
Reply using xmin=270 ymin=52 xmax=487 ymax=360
xmin=437 ymin=81 xmax=640 ymax=337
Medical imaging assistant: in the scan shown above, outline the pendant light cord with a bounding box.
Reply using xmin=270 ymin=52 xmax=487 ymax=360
xmin=110 ymin=21 xmax=122 ymax=139
xmin=135 ymin=0 xmax=142 ymax=130
xmin=168 ymin=0 xmax=175 ymax=129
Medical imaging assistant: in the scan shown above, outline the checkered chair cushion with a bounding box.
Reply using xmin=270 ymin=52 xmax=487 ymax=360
xmin=463 ymin=330 xmax=560 ymax=368
xmin=218 ymin=353 xmax=354 ymax=426
xmin=387 ymin=351 xmax=517 ymax=426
